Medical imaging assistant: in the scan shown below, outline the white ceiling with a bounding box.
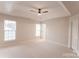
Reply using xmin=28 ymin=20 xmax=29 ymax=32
xmin=0 ymin=1 xmax=76 ymax=21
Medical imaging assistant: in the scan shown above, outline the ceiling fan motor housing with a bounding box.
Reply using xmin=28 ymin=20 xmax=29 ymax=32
xmin=38 ymin=9 xmax=41 ymax=13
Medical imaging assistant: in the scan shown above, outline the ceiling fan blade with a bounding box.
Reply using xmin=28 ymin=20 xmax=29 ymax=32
xmin=43 ymin=11 xmax=48 ymax=13
xmin=30 ymin=10 xmax=36 ymax=12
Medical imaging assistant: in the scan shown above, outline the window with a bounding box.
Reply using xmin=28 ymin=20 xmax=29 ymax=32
xmin=36 ymin=23 xmax=46 ymax=39
xmin=41 ymin=24 xmax=46 ymax=39
xmin=4 ymin=20 xmax=16 ymax=41
xmin=36 ymin=24 xmax=41 ymax=37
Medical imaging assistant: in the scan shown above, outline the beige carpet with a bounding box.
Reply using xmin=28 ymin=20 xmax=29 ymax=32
xmin=0 ymin=39 xmax=75 ymax=58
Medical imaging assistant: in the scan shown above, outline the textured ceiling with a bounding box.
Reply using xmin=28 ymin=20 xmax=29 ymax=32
xmin=0 ymin=1 xmax=75 ymax=21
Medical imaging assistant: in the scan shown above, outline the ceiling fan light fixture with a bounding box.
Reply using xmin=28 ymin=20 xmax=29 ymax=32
xmin=38 ymin=13 xmax=42 ymax=16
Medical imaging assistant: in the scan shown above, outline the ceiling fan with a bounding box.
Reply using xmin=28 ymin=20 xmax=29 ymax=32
xmin=30 ymin=8 xmax=48 ymax=15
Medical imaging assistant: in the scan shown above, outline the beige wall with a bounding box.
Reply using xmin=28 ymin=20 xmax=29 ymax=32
xmin=0 ymin=14 xmax=38 ymax=46
xmin=0 ymin=13 xmax=70 ymax=48
xmin=43 ymin=17 xmax=69 ymax=47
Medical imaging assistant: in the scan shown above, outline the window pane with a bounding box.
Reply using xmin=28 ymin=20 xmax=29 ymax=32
xmin=4 ymin=20 xmax=16 ymax=30
xmin=41 ymin=24 xmax=46 ymax=39
xmin=4 ymin=30 xmax=9 ymax=41
xmin=36 ymin=24 xmax=41 ymax=36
